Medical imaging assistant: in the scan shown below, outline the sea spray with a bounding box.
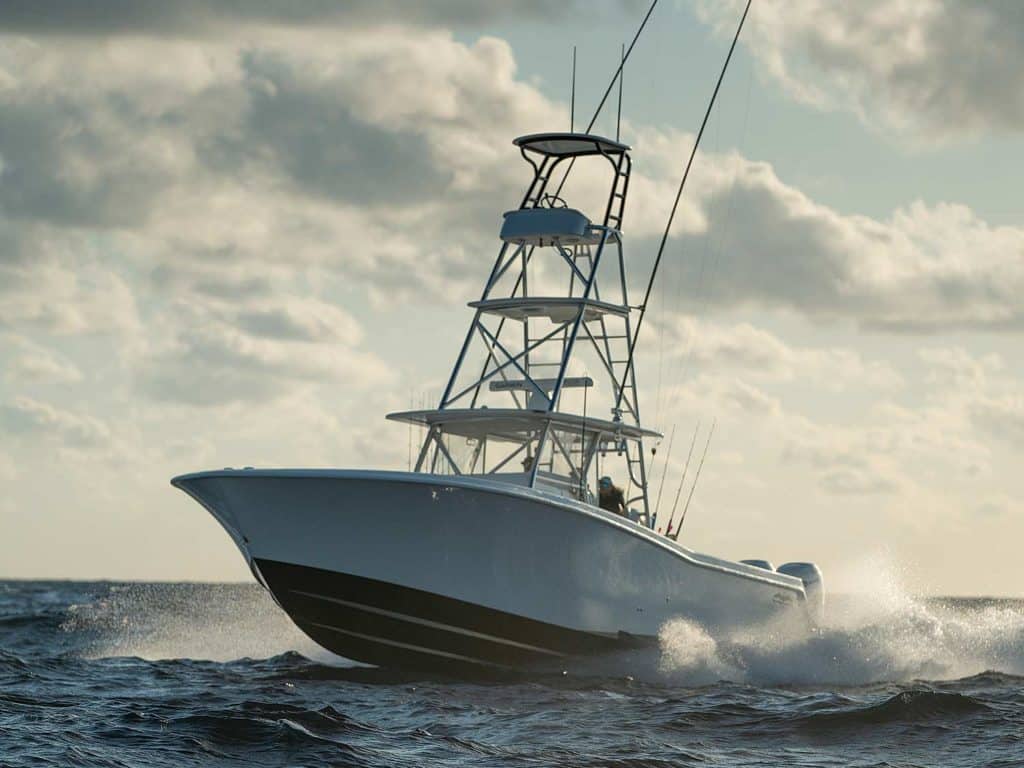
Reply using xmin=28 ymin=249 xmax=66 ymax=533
xmin=656 ymin=580 xmax=1024 ymax=686
xmin=657 ymin=618 xmax=735 ymax=684
xmin=60 ymin=582 xmax=346 ymax=664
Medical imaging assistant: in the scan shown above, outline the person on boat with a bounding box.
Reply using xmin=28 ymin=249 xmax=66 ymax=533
xmin=598 ymin=476 xmax=627 ymax=517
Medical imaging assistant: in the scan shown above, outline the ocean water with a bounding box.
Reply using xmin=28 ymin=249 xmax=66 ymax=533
xmin=1 ymin=579 xmax=1022 ymax=767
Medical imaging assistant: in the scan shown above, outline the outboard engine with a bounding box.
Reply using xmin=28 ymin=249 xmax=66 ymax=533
xmin=740 ymin=559 xmax=775 ymax=571
xmin=777 ymin=562 xmax=824 ymax=625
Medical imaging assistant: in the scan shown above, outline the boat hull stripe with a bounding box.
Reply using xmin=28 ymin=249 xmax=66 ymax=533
xmin=292 ymin=590 xmax=564 ymax=657
xmin=254 ymin=558 xmax=648 ymax=668
xmin=308 ymin=622 xmax=500 ymax=667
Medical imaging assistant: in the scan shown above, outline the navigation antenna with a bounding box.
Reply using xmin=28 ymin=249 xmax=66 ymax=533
xmin=570 ymin=46 xmax=577 ymax=132
xmin=616 ymin=42 xmax=625 ymax=141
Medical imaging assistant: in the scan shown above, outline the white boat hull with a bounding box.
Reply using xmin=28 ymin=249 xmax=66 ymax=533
xmin=172 ymin=469 xmax=810 ymax=670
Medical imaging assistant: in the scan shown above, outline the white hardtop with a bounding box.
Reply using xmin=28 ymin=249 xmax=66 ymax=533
xmin=514 ymin=132 xmax=630 ymax=157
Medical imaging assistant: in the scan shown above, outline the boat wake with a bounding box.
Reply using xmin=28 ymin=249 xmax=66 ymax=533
xmin=656 ymin=591 xmax=1024 ymax=686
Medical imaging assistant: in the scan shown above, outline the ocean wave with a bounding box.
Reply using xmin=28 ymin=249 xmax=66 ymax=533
xmin=6 ymin=577 xmax=1022 ymax=688
xmin=798 ymin=689 xmax=990 ymax=727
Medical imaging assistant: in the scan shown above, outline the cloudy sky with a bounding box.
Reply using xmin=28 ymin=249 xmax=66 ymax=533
xmin=1 ymin=0 xmax=1022 ymax=595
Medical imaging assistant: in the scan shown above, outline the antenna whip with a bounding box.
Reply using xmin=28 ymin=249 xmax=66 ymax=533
xmin=570 ymin=46 xmax=577 ymax=132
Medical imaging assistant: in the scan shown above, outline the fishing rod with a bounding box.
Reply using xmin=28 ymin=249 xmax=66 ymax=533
xmin=651 ymin=424 xmax=676 ymax=525
xmin=671 ymin=418 xmax=716 ymax=541
xmin=663 ymin=421 xmax=700 ymax=537
xmin=613 ymin=0 xmax=753 ymax=414
xmin=579 ymin=371 xmax=589 ymax=501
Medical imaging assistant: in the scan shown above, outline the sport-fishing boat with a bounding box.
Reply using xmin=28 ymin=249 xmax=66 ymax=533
xmin=172 ymin=128 xmax=824 ymax=672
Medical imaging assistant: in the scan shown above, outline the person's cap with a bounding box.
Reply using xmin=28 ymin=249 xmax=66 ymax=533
xmin=599 ymin=476 xmax=612 ymax=488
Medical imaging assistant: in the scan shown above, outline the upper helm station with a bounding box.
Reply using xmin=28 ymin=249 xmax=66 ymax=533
xmin=388 ymin=131 xmax=660 ymax=524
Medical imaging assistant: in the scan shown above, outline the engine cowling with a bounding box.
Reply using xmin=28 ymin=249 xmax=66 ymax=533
xmin=777 ymin=561 xmax=824 ymax=623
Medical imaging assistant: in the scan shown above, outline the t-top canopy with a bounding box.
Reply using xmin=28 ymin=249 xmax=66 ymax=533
xmin=514 ymin=132 xmax=630 ymax=157
xmin=386 ymin=408 xmax=660 ymax=442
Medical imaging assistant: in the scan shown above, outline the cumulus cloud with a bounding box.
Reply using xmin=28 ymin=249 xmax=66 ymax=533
xmin=0 ymin=27 xmax=561 ymax=299
xmin=653 ymin=146 xmax=1024 ymax=331
xmin=0 ymin=24 xmax=563 ymax=410
xmin=696 ymin=0 xmax=1024 ymax=140
xmin=658 ymin=371 xmax=910 ymax=497
xmin=0 ymin=450 xmax=14 ymax=481
xmin=233 ymin=299 xmax=364 ymax=344
xmin=1 ymin=335 xmax=82 ymax=383
xmin=4 ymin=12 xmax=1021 ymax=361
xmin=137 ymin=300 xmax=392 ymax=407
xmin=918 ymin=346 xmax=1004 ymax=390
xmin=656 ymin=340 xmax=1002 ymax=499
xmin=657 ymin=315 xmax=904 ymax=391
xmin=0 ymin=396 xmax=111 ymax=448
xmin=970 ymin=396 xmax=1024 ymax=451
xmin=915 ymin=346 xmax=1024 ymax=453
xmin=0 ymin=250 xmax=140 ymax=336
xmin=656 ymin=373 xmax=781 ymax=423
xmin=782 ymin=420 xmax=904 ymax=496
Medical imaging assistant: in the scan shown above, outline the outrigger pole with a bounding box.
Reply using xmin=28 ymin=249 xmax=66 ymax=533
xmin=613 ymin=0 xmax=753 ymax=412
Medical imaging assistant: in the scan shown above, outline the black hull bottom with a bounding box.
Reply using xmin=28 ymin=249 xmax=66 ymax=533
xmin=254 ymin=559 xmax=651 ymax=672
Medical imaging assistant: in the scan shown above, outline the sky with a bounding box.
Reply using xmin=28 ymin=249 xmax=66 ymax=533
xmin=1 ymin=0 xmax=1022 ymax=595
